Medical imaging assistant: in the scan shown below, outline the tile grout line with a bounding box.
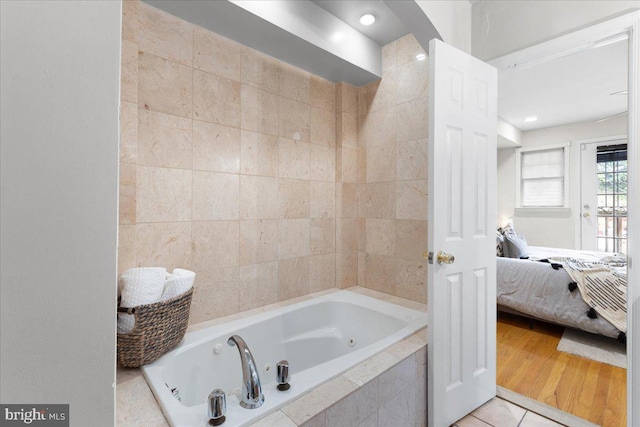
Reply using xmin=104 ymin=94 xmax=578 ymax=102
xmin=470 ymin=413 xmax=495 ymax=427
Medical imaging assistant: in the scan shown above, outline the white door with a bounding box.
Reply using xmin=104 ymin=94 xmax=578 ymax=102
xmin=428 ymin=39 xmax=497 ymax=427
xmin=579 ymin=138 xmax=628 ymax=251
xmin=580 ymin=143 xmax=599 ymax=250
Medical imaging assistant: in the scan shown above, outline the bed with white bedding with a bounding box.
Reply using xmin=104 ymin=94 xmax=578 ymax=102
xmin=497 ymin=245 xmax=626 ymax=340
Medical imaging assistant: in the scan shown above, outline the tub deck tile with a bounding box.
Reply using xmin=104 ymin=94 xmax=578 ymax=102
xmin=116 ymin=371 xmax=167 ymax=426
xmin=345 ymin=286 xmax=426 ymax=311
xmin=249 ymin=410 xmax=297 ymax=427
xmin=343 ymin=351 xmax=400 ymax=386
xmin=386 ymin=328 xmax=427 ymax=360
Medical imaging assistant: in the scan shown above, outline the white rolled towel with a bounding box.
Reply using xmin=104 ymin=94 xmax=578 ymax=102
xmin=117 ymin=267 xmax=167 ymax=334
xmin=161 ymin=268 xmax=195 ymax=301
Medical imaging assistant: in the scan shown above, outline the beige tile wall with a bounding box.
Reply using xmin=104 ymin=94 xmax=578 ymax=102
xmin=336 ymin=82 xmax=359 ymax=290
xmin=118 ymin=1 xmax=430 ymax=321
xmin=356 ymin=35 xmax=429 ymax=304
xmin=118 ymin=1 xmax=337 ymax=324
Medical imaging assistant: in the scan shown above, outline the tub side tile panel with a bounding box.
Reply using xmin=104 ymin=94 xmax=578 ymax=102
xmin=356 ymin=411 xmax=378 ymax=427
xmin=377 ymin=354 xmax=417 ymax=405
xmin=377 ymin=384 xmax=417 ymax=427
xmin=282 ymin=376 xmax=356 ymax=425
xmin=325 ymin=378 xmax=378 ymax=427
xmin=299 ymin=412 xmax=326 ymax=427
xmin=249 ymin=410 xmax=297 ymax=427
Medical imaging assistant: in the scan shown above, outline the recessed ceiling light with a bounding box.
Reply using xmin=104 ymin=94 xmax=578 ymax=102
xmin=359 ymin=13 xmax=376 ymax=26
xmin=415 ymin=53 xmax=426 ymax=61
xmin=524 ymin=116 xmax=538 ymax=122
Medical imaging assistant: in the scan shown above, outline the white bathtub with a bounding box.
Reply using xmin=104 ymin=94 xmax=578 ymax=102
xmin=142 ymin=290 xmax=427 ymax=426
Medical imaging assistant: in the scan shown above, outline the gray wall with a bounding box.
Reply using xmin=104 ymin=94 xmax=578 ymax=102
xmin=472 ymin=0 xmax=640 ymax=61
xmin=497 ymin=115 xmax=628 ymax=249
xmin=0 ymin=1 xmax=120 ymax=425
xmin=416 ymin=0 xmax=472 ymax=54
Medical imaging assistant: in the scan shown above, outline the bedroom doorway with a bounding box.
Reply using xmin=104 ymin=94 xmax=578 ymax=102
xmin=491 ymin=11 xmax=640 ymax=426
xmin=579 ymin=138 xmax=629 ymax=252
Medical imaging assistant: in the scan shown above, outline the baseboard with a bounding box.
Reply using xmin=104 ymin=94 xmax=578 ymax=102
xmin=496 ymin=386 xmax=600 ymax=427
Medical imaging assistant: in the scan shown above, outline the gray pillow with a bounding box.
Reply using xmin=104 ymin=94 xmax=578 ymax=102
xmin=504 ymin=233 xmax=529 ymax=258
xmin=496 ymin=231 xmax=504 ymax=257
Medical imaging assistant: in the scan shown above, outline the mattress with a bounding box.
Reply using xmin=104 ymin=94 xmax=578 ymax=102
xmin=496 ymin=246 xmax=623 ymax=338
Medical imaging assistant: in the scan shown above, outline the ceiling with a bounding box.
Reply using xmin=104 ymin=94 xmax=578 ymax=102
xmin=143 ymin=0 xmax=439 ymax=86
xmin=498 ymin=39 xmax=628 ymax=132
xmin=310 ymin=0 xmax=409 ymax=46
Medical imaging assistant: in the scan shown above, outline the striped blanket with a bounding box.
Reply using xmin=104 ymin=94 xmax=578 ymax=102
xmin=548 ymin=256 xmax=627 ymax=333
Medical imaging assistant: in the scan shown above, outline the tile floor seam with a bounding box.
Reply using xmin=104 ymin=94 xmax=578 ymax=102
xmin=516 ymin=411 xmax=526 ymax=427
xmin=471 ymin=413 xmax=495 ymax=427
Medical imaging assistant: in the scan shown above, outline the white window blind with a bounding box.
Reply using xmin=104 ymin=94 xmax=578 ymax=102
xmin=520 ymin=148 xmax=565 ymax=207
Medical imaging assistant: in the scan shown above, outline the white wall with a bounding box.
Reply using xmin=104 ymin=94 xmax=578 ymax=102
xmin=416 ymin=0 xmax=472 ymax=53
xmin=0 ymin=1 xmax=120 ymax=425
xmin=498 ymin=114 xmax=627 ymax=249
xmin=472 ymin=0 xmax=640 ymax=61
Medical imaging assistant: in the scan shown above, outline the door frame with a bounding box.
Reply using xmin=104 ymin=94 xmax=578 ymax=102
xmin=489 ymin=10 xmax=640 ymax=426
xmin=573 ymin=134 xmax=628 ymax=250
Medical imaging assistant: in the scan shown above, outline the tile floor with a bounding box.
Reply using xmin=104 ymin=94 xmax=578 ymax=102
xmin=453 ymin=397 xmax=562 ymax=427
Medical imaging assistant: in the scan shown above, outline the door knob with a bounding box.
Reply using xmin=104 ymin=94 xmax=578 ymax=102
xmin=437 ymin=251 xmax=455 ymax=264
xmin=583 ymin=212 xmax=591 ymax=218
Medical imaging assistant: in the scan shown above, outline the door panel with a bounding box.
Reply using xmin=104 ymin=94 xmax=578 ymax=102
xmin=428 ymin=39 xmax=497 ymax=427
xmin=580 ymin=143 xmax=598 ymax=250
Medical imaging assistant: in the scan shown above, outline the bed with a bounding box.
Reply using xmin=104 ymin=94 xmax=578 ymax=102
xmin=497 ymin=245 xmax=626 ymax=340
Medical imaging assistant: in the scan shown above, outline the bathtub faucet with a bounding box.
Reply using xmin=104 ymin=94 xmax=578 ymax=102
xmin=227 ymin=335 xmax=264 ymax=409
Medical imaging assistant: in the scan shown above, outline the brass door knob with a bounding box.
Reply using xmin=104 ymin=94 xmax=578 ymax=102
xmin=437 ymin=251 xmax=455 ymax=264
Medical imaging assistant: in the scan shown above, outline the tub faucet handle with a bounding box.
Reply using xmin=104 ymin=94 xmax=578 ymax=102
xmin=276 ymin=360 xmax=290 ymax=391
xmin=208 ymin=389 xmax=226 ymax=426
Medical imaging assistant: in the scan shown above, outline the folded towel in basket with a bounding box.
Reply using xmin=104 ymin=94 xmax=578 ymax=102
xmin=117 ymin=267 xmax=167 ymax=334
xmin=161 ymin=268 xmax=195 ymax=301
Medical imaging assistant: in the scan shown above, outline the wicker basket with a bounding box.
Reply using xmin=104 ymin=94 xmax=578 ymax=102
xmin=117 ymin=288 xmax=193 ymax=368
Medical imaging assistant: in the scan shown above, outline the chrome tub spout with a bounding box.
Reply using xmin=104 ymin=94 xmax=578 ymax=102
xmin=227 ymin=335 xmax=264 ymax=409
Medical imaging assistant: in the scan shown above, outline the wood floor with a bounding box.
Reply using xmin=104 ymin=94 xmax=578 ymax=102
xmin=497 ymin=313 xmax=626 ymax=427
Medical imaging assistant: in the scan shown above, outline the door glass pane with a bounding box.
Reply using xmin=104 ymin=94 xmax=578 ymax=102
xmin=605 ymin=173 xmax=614 ymax=192
xmin=598 ymin=174 xmax=607 ymax=193
xmin=597 ymin=216 xmax=606 ymax=237
xmin=595 ymin=148 xmax=627 ymax=253
xmin=619 ymin=238 xmax=627 ymax=254
xmin=618 ymin=160 xmax=627 ymax=172
xmin=598 ymin=237 xmax=607 ymax=252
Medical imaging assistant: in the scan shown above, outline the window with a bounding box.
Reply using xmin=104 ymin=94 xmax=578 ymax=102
xmin=516 ymin=143 xmax=570 ymax=208
xmin=596 ymin=144 xmax=627 ymax=253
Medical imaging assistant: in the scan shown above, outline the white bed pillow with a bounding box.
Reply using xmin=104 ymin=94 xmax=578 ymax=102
xmin=504 ymin=233 xmax=529 ymax=258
